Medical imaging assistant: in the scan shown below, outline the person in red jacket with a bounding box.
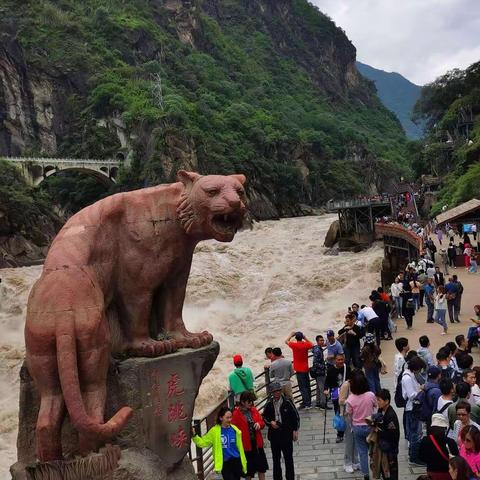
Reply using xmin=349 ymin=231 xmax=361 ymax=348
xmin=232 ymin=391 xmax=269 ymax=480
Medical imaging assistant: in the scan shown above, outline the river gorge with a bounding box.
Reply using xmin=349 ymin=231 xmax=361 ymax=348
xmin=0 ymin=214 xmax=383 ymax=477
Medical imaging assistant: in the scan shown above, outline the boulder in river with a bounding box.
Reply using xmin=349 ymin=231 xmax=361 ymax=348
xmin=323 ymin=219 xmax=340 ymax=247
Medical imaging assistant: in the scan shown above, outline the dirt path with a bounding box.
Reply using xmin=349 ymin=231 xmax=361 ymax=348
xmin=380 ymin=236 xmax=480 ymax=373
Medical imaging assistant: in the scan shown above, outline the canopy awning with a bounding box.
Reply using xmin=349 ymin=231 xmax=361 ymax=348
xmin=436 ymin=199 xmax=480 ymax=225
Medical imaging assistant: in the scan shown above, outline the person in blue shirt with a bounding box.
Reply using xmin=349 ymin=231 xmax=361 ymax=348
xmin=423 ymin=278 xmax=435 ymax=323
xmin=326 ymin=330 xmax=344 ymax=365
xmin=445 ymin=277 xmax=460 ymax=323
xmin=192 ymin=407 xmax=247 ymax=479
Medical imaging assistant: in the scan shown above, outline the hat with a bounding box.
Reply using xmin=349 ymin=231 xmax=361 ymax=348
xmin=295 ymin=331 xmax=304 ymax=341
xmin=431 ymin=413 xmax=449 ymax=429
xmin=269 ymin=382 xmax=282 ymax=392
xmin=427 ymin=365 xmax=442 ymax=378
xmin=233 ymin=354 xmax=243 ymax=365
xmin=365 ymin=333 xmax=375 ymax=344
xmin=326 ymin=329 xmax=335 ymax=337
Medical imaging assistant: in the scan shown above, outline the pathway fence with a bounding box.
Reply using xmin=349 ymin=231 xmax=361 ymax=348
xmin=189 ymin=359 xmax=317 ymax=479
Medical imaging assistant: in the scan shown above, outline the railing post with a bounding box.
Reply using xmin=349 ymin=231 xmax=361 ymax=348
xmin=227 ymin=391 xmax=235 ymax=409
xmin=193 ymin=419 xmax=205 ymax=480
xmin=264 ymin=367 xmax=270 ymax=394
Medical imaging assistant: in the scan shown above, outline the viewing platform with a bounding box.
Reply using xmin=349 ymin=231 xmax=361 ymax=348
xmin=326 ymin=198 xmax=391 ymax=212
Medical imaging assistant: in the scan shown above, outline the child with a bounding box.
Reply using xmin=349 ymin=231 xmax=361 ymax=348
xmin=469 ymin=252 xmax=478 ymax=273
xmin=417 ymin=336 xmax=434 ymax=366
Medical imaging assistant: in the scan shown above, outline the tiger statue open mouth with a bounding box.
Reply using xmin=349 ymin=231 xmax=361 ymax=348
xmin=24 ymin=170 xmax=247 ymax=461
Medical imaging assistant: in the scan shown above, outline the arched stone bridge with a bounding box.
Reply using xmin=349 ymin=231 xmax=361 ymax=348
xmin=2 ymin=157 xmax=122 ymax=186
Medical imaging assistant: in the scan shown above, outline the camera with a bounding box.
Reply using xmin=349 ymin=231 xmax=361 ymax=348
xmin=366 ymin=412 xmax=384 ymax=427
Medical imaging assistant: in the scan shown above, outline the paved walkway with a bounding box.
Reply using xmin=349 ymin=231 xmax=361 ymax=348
xmin=264 ymin=236 xmax=480 ymax=479
xmin=264 ymin=380 xmax=423 ymax=480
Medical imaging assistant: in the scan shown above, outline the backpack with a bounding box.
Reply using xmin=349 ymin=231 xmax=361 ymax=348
xmin=435 ymin=401 xmax=453 ymax=415
xmin=405 ymin=298 xmax=415 ymax=311
xmin=452 ymin=370 xmax=464 ymax=385
xmin=440 ymin=366 xmax=454 ymax=380
xmin=412 ymin=385 xmax=437 ymax=421
xmin=394 ymin=366 xmax=407 ymax=408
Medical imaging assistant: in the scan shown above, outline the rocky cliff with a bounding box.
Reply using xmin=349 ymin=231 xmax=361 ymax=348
xmin=0 ymin=0 xmax=408 ymax=221
xmin=0 ymin=160 xmax=62 ymax=267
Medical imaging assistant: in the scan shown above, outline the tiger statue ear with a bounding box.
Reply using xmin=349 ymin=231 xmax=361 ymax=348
xmin=177 ymin=171 xmax=201 ymax=189
xmin=230 ymin=174 xmax=246 ymax=185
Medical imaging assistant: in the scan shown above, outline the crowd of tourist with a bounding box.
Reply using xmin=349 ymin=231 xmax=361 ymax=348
xmin=192 ymin=236 xmax=480 ymax=480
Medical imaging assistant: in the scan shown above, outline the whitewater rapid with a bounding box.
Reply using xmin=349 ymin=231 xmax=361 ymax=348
xmin=0 ymin=215 xmax=383 ymax=476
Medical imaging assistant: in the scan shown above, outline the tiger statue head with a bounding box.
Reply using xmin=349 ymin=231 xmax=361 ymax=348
xmin=176 ymin=170 xmax=247 ymax=242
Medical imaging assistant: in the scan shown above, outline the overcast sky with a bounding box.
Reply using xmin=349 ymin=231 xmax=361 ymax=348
xmin=313 ymin=0 xmax=480 ymax=85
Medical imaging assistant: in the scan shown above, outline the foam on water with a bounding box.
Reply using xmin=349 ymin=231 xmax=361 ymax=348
xmin=0 ymin=215 xmax=383 ymax=476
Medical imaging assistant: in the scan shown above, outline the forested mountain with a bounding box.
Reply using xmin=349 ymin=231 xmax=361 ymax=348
xmin=356 ymin=61 xmax=423 ymax=139
xmin=412 ymin=61 xmax=480 ymax=214
xmin=0 ymin=0 xmax=409 ymax=220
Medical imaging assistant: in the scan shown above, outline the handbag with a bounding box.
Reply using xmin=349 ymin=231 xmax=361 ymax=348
xmin=332 ymin=414 xmax=346 ymax=432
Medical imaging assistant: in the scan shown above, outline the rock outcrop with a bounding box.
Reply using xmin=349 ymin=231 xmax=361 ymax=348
xmin=323 ymin=219 xmax=340 ymax=247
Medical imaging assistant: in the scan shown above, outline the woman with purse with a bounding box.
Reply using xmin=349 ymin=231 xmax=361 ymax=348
xmin=346 ymin=370 xmax=377 ymax=480
xmin=232 ymin=391 xmax=269 ymax=480
xmin=340 ymin=377 xmax=359 ymax=474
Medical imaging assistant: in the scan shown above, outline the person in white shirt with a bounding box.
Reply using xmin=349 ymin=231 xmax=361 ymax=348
xmin=437 ymin=378 xmax=455 ymax=422
xmin=390 ymin=278 xmax=404 ymax=319
xmin=394 ymin=337 xmax=409 ymax=382
xmin=471 ymin=372 xmax=480 ymax=406
xmin=359 ymin=305 xmax=379 ymax=323
xmin=448 ymin=400 xmax=480 ymax=442
xmin=426 ymin=265 xmax=436 ymax=279
xmin=402 ymin=356 xmax=426 ymax=464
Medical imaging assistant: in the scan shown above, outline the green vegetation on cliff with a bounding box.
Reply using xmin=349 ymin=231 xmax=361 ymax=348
xmin=413 ymin=61 xmax=480 ymax=214
xmin=0 ymin=0 xmax=409 ymax=217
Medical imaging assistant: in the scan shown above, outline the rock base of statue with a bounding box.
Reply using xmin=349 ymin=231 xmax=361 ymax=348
xmin=10 ymin=342 xmax=219 ymax=480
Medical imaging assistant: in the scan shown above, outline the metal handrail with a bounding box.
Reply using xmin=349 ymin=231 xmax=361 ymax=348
xmin=190 ymin=355 xmax=317 ymax=479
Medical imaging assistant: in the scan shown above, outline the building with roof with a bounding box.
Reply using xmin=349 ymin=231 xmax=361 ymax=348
xmin=436 ymin=198 xmax=480 ymax=226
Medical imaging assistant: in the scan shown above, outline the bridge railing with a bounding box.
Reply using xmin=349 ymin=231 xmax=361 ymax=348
xmin=189 ymin=355 xmax=317 ymax=479
xmin=2 ymin=156 xmax=121 ymax=166
xmin=326 ymin=198 xmax=391 ymax=211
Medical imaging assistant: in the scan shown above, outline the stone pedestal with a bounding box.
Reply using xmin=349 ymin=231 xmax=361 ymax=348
xmin=11 ymin=342 xmax=219 ymax=479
